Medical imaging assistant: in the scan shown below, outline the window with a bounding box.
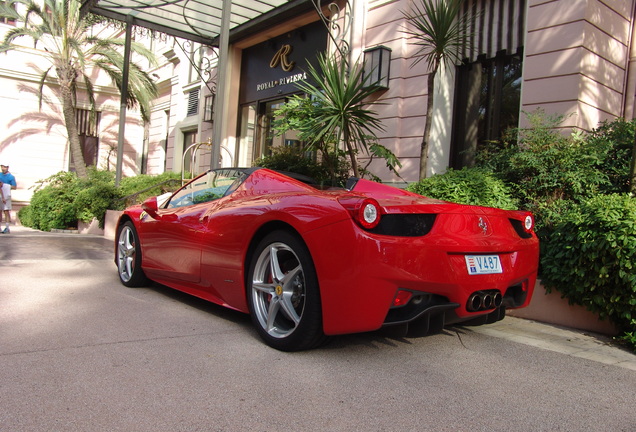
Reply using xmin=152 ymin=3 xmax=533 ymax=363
xmin=450 ymin=52 xmax=522 ymax=168
xmin=188 ymin=43 xmax=203 ymax=84
xmin=187 ymin=89 xmax=199 ymax=116
xmin=449 ymin=0 xmax=526 ymax=168
xmin=70 ymin=108 xmax=100 ymax=170
xmin=166 ymin=169 xmax=244 ymax=208
xmin=182 ymin=130 xmax=198 ymax=175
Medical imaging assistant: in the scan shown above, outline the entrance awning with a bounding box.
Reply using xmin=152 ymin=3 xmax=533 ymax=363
xmin=80 ymin=0 xmax=314 ymax=46
xmin=80 ymin=0 xmax=320 ymax=183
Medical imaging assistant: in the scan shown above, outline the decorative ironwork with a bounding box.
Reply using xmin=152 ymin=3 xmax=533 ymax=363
xmin=311 ymin=0 xmax=353 ymax=61
xmin=172 ymin=37 xmax=219 ymax=96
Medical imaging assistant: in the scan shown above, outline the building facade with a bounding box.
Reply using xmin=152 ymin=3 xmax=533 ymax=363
xmin=1 ymin=0 xmax=635 ymax=206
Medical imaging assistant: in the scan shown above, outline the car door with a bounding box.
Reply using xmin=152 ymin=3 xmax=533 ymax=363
xmin=139 ymin=201 xmax=207 ymax=283
xmin=138 ymin=169 xmax=245 ymax=284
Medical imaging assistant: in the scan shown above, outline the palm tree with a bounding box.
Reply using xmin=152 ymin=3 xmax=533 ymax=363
xmin=402 ymin=0 xmax=472 ymax=180
xmin=293 ymin=52 xmax=384 ymax=178
xmin=0 ymin=0 xmax=158 ymax=179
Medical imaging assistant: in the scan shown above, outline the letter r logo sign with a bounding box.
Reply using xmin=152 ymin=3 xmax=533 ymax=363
xmin=270 ymin=44 xmax=295 ymax=72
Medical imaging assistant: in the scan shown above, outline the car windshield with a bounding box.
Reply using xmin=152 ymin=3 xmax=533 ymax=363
xmin=166 ymin=169 xmax=246 ymax=209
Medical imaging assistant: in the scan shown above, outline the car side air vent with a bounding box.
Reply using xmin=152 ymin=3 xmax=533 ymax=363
xmin=369 ymin=214 xmax=437 ymax=237
xmin=509 ymin=218 xmax=534 ymax=239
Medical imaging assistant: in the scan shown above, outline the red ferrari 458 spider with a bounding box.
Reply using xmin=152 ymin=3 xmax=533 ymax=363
xmin=115 ymin=167 xmax=539 ymax=351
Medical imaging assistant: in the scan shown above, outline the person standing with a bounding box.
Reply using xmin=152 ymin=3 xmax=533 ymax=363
xmin=0 ymin=163 xmax=16 ymax=234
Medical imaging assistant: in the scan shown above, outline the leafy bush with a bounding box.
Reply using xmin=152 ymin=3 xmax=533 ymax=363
xmin=585 ymin=117 xmax=635 ymax=194
xmin=406 ymin=167 xmax=518 ymax=209
xmin=254 ymin=146 xmax=351 ymax=187
xmin=20 ymin=169 xmax=120 ymax=230
xmin=475 ymin=109 xmax=608 ymax=212
xmin=474 ymin=110 xmax=636 ymax=351
xmin=19 ymin=169 xmax=182 ymax=230
xmin=117 ymin=171 xmax=182 ymax=208
xmin=540 ymin=194 xmax=636 ymax=350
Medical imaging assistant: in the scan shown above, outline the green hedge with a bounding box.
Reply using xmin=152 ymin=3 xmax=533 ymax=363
xmin=18 ymin=170 xmax=182 ymax=230
xmin=540 ymin=194 xmax=636 ymax=348
xmin=19 ymin=170 xmax=120 ymax=230
xmin=254 ymin=146 xmax=351 ymax=187
xmin=406 ymin=167 xmax=519 ymax=210
xmin=473 ymin=113 xmax=636 ymax=351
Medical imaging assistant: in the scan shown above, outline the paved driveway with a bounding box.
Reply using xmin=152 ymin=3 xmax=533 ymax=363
xmin=1 ymin=227 xmax=635 ymax=431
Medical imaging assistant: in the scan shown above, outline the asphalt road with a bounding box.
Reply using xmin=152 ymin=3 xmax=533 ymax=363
xmin=1 ymin=229 xmax=635 ymax=432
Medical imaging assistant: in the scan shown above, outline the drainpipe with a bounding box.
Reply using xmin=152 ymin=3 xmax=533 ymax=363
xmin=622 ymin=0 xmax=636 ymax=119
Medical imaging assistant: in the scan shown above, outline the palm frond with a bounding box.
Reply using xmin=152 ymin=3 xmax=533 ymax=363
xmin=402 ymin=0 xmax=473 ymax=71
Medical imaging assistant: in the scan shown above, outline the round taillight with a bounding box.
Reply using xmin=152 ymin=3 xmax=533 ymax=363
xmin=524 ymin=214 xmax=534 ymax=232
xmin=358 ymin=199 xmax=381 ymax=229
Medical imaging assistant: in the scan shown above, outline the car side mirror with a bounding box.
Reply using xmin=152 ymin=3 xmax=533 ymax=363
xmin=141 ymin=196 xmax=177 ymax=222
xmin=141 ymin=196 xmax=160 ymax=219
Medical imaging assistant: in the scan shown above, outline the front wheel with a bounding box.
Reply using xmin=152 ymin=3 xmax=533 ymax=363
xmin=247 ymin=230 xmax=325 ymax=351
xmin=116 ymin=221 xmax=149 ymax=287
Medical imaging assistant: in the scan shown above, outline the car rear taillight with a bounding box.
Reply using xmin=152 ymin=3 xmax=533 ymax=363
xmin=524 ymin=214 xmax=534 ymax=233
xmin=509 ymin=212 xmax=535 ymax=239
xmin=338 ymin=197 xmax=382 ymax=230
xmin=358 ymin=199 xmax=381 ymax=229
xmin=359 ymin=199 xmax=380 ymax=229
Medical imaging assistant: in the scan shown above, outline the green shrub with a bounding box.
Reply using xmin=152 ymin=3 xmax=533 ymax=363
xmin=22 ymin=169 xmax=121 ymax=230
xmin=26 ymin=171 xmax=84 ymax=231
xmin=475 ymin=109 xmax=608 ymax=211
xmin=20 ymin=170 xmax=185 ymax=231
xmin=117 ymin=171 xmax=182 ymax=208
xmin=585 ymin=117 xmax=635 ymax=194
xmin=406 ymin=167 xmax=518 ymax=209
xmin=254 ymin=146 xmax=351 ymax=187
xmin=540 ymin=194 xmax=636 ymax=351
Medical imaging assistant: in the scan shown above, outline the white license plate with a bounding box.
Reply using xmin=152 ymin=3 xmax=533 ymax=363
xmin=465 ymin=255 xmax=502 ymax=275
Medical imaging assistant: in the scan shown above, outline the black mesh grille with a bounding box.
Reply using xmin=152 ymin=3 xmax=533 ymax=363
xmin=369 ymin=214 xmax=437 ymax=237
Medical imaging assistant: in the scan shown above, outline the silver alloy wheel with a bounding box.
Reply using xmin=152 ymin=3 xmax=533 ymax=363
xmin=117 ymin=224 xmax=136 ymax=282
xmin=251 ymin=242 xmax=306 ymax=339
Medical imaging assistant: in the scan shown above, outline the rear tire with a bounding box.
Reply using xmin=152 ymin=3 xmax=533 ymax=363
xmin=247 ymin=230 xmax=325 ymax=351
xmin=116 ymin=221 xmax=149 ymax=287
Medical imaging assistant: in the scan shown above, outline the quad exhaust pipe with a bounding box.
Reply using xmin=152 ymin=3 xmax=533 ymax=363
xmin=467 ymin=290 xmax=503 ymax=312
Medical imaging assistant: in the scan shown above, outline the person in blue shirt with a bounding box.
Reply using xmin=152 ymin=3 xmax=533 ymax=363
xmin=0 ymin=163 xmax=17 ymax=234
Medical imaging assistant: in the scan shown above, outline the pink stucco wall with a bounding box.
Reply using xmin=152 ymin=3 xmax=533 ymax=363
xmin=522 ymin=0 xmax=635 ymax=130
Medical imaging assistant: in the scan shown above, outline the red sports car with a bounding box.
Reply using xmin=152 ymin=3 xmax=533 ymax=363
xmin=115 ymin=168 xmax=539 ymax=351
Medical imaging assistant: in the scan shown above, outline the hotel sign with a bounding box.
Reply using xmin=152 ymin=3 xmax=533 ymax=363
xmin=239 ymin=21 xmax=327 ymax=104
xmin=255 ymin=44 xmax=307 ymax=91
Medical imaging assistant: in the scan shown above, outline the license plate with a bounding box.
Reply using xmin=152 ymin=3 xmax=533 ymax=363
xmin=465 ymin=255 xmax=502 ymax=275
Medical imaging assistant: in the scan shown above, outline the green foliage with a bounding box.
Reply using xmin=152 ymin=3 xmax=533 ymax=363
xmin=401 ymin=0 xmax=471 ymax=71
xmin=117 ymin=171 xmax=182 ymax=208
xmin=474 ymin=110 xmax=636 ymax=350
xmin=19 ymin=170 xmax=182 ymax=230
xmin=283 ymin=52 xmax=388 ymax=178
xmin=20 ymin=169 xmax=120 ymax=230
xmin=406 ymin=167 xmax=518 ymax=209
xmin=585 ymin=117 xmax=636 ymax=194
xmin=254 ymin=146 xmax=351 ymax=187
xmin=540 ymin=194 xmax=636 ymax=351
xmin=20 ymin=171 xmax=81 ymax=231
xmin=271 ymin=57 xmax=401 ymax=182
xmin=475 ymin=110 xmax=608 ymax=215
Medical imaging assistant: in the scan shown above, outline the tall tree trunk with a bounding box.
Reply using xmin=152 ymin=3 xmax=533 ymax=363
xmin=57 ymin=67 xmax=88 ymax=179
xmin=419 ymin=69 xmax=437 ymax=181
xmin=343 ymin=129 xmax=360 ymax=178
